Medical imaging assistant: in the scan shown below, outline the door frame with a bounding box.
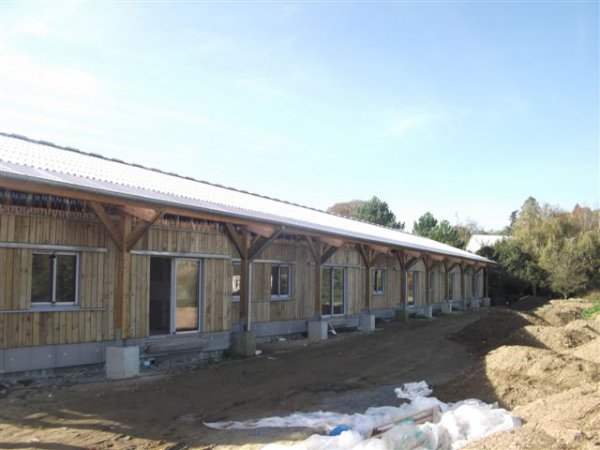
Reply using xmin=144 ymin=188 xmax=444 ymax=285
xmin=150 ymin=256 xmax=204 ymax=336
xmin=321 ymin=266 xmax=347 ymax=317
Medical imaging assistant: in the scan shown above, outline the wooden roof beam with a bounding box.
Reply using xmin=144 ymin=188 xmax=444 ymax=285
xmin=248 ymin=227 xmax=284 ymax=261
xmin=119 ymin=205 xmax=158 ymax=222
xmin=88 ymin=201 xmax=123 ymax=250
xmin=125 ymin=209 xmax=165 ymax=251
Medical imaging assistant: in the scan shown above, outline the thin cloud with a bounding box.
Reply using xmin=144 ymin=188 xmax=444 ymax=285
xmin=381 ymin=108 xmax=444 ymax=139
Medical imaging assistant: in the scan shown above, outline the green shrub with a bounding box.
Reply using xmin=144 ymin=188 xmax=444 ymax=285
xmin=582 ymin=291 xmax=600 ymax=319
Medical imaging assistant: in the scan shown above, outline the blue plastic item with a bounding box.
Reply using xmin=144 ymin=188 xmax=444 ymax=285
xmin=329 ymin=424 xmax=352 ymax=436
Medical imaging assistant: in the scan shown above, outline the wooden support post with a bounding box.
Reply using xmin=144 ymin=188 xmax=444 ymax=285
xmin=239 ymin=256 xmax=250 ymax=331
xmin=225 ymin=224 xmax=283 ymax=330
xmin=394 ymin=250 xmax=408 ymax=318
xmin=306 ymin=237 xmax=340 ymax=318
xmin=484 ymin=267 xmax=490 ymax=298
xmin=421 ymin=255 xmax=440 ymax=304
xmin=443 ymin=260 xmax=450 ymax=301
xmin=115 ymin=214 xmax=132 ymax=341
xmin=459 ymin=264 xmax=466 ymax=303
xmin=359 ymin=245 xmax=376 ymax=313
xmin=314 ymin=259 xmax=323 ymax=317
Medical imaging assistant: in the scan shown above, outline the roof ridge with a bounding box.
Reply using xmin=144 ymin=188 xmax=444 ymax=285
xmin=0 ymin=131 xmax=344 ymax=217
xmin=0 ymin=131 xmax=419 ymax=237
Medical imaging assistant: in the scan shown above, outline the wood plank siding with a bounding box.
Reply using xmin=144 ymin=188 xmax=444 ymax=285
xmin=0 ymin=193 xmax=488 ymax=352
xmin=0 ymin=206 xmax=116 ymax=348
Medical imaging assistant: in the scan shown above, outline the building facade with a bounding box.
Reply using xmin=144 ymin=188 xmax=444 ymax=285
xmin=0 ymin=133 xmax=491 ymax=374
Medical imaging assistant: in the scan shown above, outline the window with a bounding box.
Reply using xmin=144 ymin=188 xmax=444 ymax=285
xmin=407 ymin=271 xmax=417 ymax=305
xmin=429 ymin=271 xmax=435 ymax=300
xmin=270 ymin=264 xmax=290 ymax=299
xmin=231 ymin=262 xmax=241 ymax=300
xmin=372 ymin=269 xmax=385 ymax=295
xmin=31 ymin=253 xmax=78 ymax=305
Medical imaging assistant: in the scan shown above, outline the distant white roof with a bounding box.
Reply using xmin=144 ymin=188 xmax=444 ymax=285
xmin=0 ymin=132 xmax=493 ymax=264
xmin=466 ymin=234 xmax=506 ymax=253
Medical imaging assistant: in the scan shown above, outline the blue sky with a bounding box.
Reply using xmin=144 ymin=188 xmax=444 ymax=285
xmin=1 ymin=1 xmax=598 ymax=231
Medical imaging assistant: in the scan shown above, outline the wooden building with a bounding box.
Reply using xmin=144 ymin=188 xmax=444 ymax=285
xmin=0 ymin=133 xmax=493 ymax=374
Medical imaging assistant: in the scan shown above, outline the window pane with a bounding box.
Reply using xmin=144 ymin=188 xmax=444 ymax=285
xmin=31 ymin=254 xmax=52 ymax=303
xmin=332 ymin=268 xmax=344 ymax=314
xmin=270 ymin=266 xmax=280 ymax=296
xmin=279 ymin=266 xmax=289 ymax=296
xmin=55 ymin=255 xmax=77 ymax=302
xmin=175 ymin=260 xmax=199 ymax=332
xmin=232 ymin=263 xmax=241 ymax=296
xmin=321 ymin=268 xmax=331 ymax=315
xmin=373 ymin=269 xmax=384 ymax=293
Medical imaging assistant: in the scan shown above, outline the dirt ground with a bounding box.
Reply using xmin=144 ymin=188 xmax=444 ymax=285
xmin=1 ymin=298 xmax=598 ymax=450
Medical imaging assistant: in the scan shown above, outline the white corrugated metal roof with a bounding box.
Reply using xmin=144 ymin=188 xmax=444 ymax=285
xmin=0 ymin=132 xmax=494 ymax=264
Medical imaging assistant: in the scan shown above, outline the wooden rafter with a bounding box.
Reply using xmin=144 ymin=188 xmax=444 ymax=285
xmin=321 ymin=244 xmax=339 ymax=264
xmin=248 ymin=227 xmax=283 ymax=260
xmin=224 ymin=223 xmax=245 ymax=258
xmin=246 ymin=223 xmax=277 ymax=238
xmin=88 ymin=201 xmax=123 ymax=250
xmin=125 ymin=209 xmax=165 ymax=251
xmin=119 ymin=205 xmax=158 ymax=222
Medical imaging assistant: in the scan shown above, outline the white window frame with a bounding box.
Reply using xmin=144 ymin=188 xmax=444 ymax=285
xmin=372 ymin=268 xmax=385 ymax=295
xmin=31 ymin=251 xmax=79 ymax=306
xmin=270 ymin=264 xmax=291 ymax=300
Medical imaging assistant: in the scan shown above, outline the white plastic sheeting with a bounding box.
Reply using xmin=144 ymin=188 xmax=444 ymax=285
xmin=204 ymin=381 xmax=521 ymax=450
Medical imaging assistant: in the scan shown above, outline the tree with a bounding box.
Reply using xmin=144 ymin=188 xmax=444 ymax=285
xmin=491 ymin=197 xmax=600 ymax=300
xmin=540 ymin=237 xmax=587 ymax=298
xmin=430 ymin=220 xmax=466 ymax=249
xmin=328 ymin=196 xmax=404 ymax=229
xmin=327 ymin=200 xmax=366 ymax=218
xmin=413 ymin=212 xmax=466 ymax=249
xmin=354 ymin=196 xmax=405 ymax=229
xmin=413 ymin=212 xmax=438 ymax=237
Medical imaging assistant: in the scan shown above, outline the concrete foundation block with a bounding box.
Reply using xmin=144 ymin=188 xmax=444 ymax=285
xmin=230 ymin=331 xmax=256 ymax=357
xmin=470 ymin=298 xmax=481 ymax=309
xmin=307 ymin=320 xmax=328 ymax=343
xmin=359 ymin=314 xmax=376 ymax=331
xmin=106 ymin=346 xmax=139 ymax=379
xmin=440 ymin=302 xmax=452 ymax=314
xmin=483 ymin=297 xmax=491 ymax=307
xmin=419 ymin=305 xmax=433 ymax=319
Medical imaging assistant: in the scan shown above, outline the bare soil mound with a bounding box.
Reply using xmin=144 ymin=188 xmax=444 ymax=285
xmin=568 ymin=338 xmax=600 ymax=363
xmin=449 ymin=309 xmax=540 ymax=356
xmin=531 ymin=299 xmax=591 ymax=326
xmin=565 ymin=318 xmax=600 ymax=335
xmin=436 ymin=345 xmax=600 ymax=409
xmin=464 ymin=383 xmax=600 ymax=450
xmin=439 ymin=297 xmax=600 ymax=449
xmin=505 ymin=325 xmax=595 ymax=352
xmin=509 ymin=295 xmax=549 ymax=311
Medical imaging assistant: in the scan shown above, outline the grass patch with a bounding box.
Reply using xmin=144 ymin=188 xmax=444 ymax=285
xmin=582 ymin=291 xmax=600 ymax=319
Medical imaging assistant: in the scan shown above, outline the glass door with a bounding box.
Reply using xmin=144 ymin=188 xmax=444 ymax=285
xmin=175 ymin=259 xmax=200 ymax=332
xmin=321 ymin=267 xmax=345 ymax=316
